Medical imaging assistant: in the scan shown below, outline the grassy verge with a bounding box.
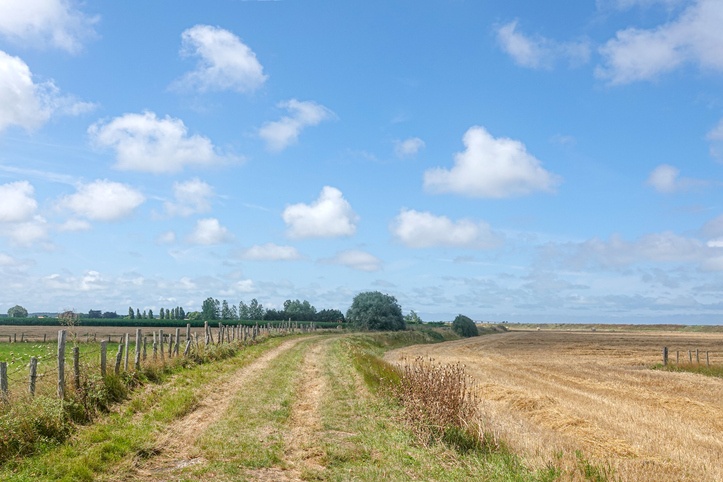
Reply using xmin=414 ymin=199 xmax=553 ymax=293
xmin=0 ymin=336 xmax=290 ymax=481
xmin=653 ymin=363 xmax=723 ymax=378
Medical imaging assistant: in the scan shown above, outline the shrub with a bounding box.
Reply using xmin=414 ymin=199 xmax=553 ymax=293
xmin=452 ymin=314 xmax=479 ymax=338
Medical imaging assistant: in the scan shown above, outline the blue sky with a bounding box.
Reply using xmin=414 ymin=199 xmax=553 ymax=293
xmin=1 ymin=0 xmax=723 ymax=323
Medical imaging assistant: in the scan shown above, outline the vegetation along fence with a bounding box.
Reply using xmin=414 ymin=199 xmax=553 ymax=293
xmin=0 ymin=320 xmax=317 ymax=404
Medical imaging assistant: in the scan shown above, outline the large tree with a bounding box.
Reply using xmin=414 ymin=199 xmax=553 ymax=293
xmin=202 ymin=297 xmax=220 ymax=320
xmin=346 ymin=291 xmax=405 ymax=331
xmin=7 ymin=305 xmax=28 ymax=318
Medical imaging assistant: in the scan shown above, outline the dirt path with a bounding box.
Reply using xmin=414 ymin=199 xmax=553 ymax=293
xmin=386 ymin=330 xmax=723 ymax=482
xmin=123 ymin=337 xmax=310 ymax=479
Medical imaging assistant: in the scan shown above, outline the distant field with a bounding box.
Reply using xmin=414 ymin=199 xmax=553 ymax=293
xmin=387 ymin=329 xmax=723 ymax=482
xmin=0 ymin=324 xmax=209 ymax=343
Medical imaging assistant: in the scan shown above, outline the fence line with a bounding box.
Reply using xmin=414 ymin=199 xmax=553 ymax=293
xmin=0 ymin=321 xmax=317 ymax=405
xmin=662 ymin=346 xmax=719 ymax=367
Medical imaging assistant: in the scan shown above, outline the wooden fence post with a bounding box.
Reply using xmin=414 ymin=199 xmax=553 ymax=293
xmin=159 ymin=330 xmax=165 ymax=362
xmin=29 ymin=357 xmax=38 ymax=396
xmin=0 ymin=362 xmax=8 ymax=403
xmin=124 ymin=333 xmax=130 ymax=372
xmin=73 ymin=347 xmax=80 ymax=392
xmin=662 ymin=347 xmax=668 ymax=366
xmin=688 ymin=350 xmax=693 ymax=364
xmin=174 ymin=328 xmax=180 ymax=356
xmin=676 ymin=351 xmax=679 ymax=364
xmin=142 ymin=335 xmax=147 ymax=361
xmin=706 ymin=351 xmax=710 ymax=367
xmin=134 ymin=329 xmax=142 ymax=370
xmin=186 ymin=323 xmax=191 ymax=344
xmin=696 ymin=349 xmax=700 ymax=364
xmin=100 ymin=340 xmax=107 ymax=377
xmin=114 ymin=343 xmax=123 ymax=374
xmin=57 ymin=330 xmax=66 ymax=399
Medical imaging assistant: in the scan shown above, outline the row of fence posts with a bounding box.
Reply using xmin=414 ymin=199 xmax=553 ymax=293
xmin=662 ymin=347 xmax=713 ymax=366
xmin=0 ymin=320 xmax=317 ymax=402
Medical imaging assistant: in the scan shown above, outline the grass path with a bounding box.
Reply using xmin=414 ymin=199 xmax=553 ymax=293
xmin=1 ymin=332 xmax=555 ymax=481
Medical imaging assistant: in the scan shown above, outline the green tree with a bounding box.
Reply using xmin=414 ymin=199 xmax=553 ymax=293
xmin=221 ymin=299 xmax=232 ymax=320
xmin=283 ymin=299 xmax=317 ymax=321
xmin=452 ymin=314 xmax=478 ymax=338
xmin=7 ymin=305 xmax=28 ymax=318
xmin=148 ymin=309 xmax=154 ymax=319
xmin=202 ymin=297 xmax=220 ymax=320
xmin=317 ymin=308 xmax=345 ymax=323
xmin=128 ymin=307 xmax=135 ymax=319
xmin=404 ymin=310 xmax=422 ymax=324
xmin=136 ymin=308 xmax=141 ymax=319
xmin=346 ymin=291 xmax=405 ymax=331
xmin=248 ymin=298 xmax=264 ymax=320
xmin=238 ymin=301 xmax=249 ymax=320
xmin=159 ymin=307 xmax=165 ymax=319
xmin=187 ymin=311 xmax=201 ymax=321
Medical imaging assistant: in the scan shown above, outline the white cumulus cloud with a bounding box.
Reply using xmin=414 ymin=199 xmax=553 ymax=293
xmin=0 ymin=51 xmax=93 ymax=133
xmin=239 ymin=243 xmax=302 ymax=261
xmin=496 ymin=20 xmax=590 ymax=70
xmin=424 ymin=126 xmax=561 ymax=198
xmin=0 ymin=181 xmax=38 ymax=222
xmin=391 ymin=209 xmax=503 ymax=249
xmin=172 ymin=24 xmax=267 ymax=93
xmin=164 ymin=178 xmax=215 ymax=217
xmin=282 ymin=186 xmax=358 ymax=239
xmin=58 ymin=180 xmax=145 ymax=221
xmin=89 ymin=111 xmax=233 ymax=174
xmin=0 ymin=0 xmax=97 ymax=53
xmin=394 ymin=137 xmax=426 ymax=158
xmin=259 ymin=99 xmax=335 ymax=152
xmin=597 ymin=0 xmax=723 ymax=84
xmin=322 ymin=249 xmax=382 ymax=272
xmin=187 ymin=218 xmax=233 ymax=245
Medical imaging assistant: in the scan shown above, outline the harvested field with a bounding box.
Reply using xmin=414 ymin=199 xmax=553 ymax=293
xmin=386 ymin=329 xmax=723 ymax=482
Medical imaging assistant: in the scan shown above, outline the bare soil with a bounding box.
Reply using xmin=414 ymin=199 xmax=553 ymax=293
xmin=386 ymin=329 xmax=723 ymax=482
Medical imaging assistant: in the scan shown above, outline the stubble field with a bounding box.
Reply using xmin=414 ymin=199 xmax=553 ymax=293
xmin=386 ymin=328 xmax=723 ymax=482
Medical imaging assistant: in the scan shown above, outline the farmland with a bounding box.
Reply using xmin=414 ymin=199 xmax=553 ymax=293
xmin=386 ymin=328 xmax=723 ymax=482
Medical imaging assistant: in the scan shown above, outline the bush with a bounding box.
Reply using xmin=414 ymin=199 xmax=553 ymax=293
xmin=452 ymin=314 xmax=479 ymax=338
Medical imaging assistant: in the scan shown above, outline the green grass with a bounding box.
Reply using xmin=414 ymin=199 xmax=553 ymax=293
xmin=654 ymin=362 xmax=723 ymax=378
xmin=0 ymin=337 xmax=289 ymax=481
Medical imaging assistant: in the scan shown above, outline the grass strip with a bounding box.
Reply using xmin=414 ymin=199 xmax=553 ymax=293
xmin=0 ymin=336 xmax=290 ymax=481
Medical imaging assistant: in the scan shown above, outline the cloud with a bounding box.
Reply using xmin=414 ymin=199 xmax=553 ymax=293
xmin=0 ymin=181 xmax=38 ymax=222
xmin=394 ymin=137 xmax=425 ymax=158
xmin=187 ymin=218 xmax=233 ymax=245
xmin=259 ymin=99 xmax=335 ymax=152
xmin=282 ymin=186 xmax=358 ymax=239
xmin=423 ymin=126 xmax=561 ymax=198
xmin=321 ymin=249 xmax=382 ymax=272
xmin=0 ymin=0 xmax=97 ymax=53
xmin=57 ymin=180 xmax=145 ymax=221
xmin=239 ymin=243 xmax=302 ymax=261
xmin=597 ymin=0 xmax=723 ymax=84
xmin=156 ymin=231 xmax=177 ymax=244
xmin=391 ymin=209 xmax=503 ymax=249
xmin=706 ymin=118 xmax=723 ymax=162
xmin=89 ymin=111 xmax=233 ymax=174
xmin=164 ymin=178 xmax=215 ymax=217
xmin=554 ymin=231 xmax=720 ymax=270
xmin=596 ymin=0 xmax=687 ymax=11
xmin=172 ymin=24 xmax=267 ymax=93
xmin=496 ymin=20 xmax=590 ymax=70
xmin=646 ymin=164 xmax=708 ymax=193
xmin=57 ymin=219 xmax=91 ymax=232
xmin=0 ymin=51 xmax=94 ymax=133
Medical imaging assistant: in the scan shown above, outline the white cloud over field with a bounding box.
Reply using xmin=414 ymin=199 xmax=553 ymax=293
xmin=424 ymin=126 xmax=560 ymax=198
xmin=57 ymin=180 xmax=145 ymax=221
xmin=283 ymin=186 xmax=358 ymax=239
xmin=259 ymin=99 xmax=335 ymax=152
xmin=391 ymin=209 xmax=502 ymax=249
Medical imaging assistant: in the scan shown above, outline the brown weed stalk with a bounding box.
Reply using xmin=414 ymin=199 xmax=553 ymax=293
xmin=394 ymin=356 xmax=495 ymax=452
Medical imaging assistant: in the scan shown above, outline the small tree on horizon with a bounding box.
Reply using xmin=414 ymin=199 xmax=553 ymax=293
xmin=452 ymin=314 xmax=479 ymax=338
